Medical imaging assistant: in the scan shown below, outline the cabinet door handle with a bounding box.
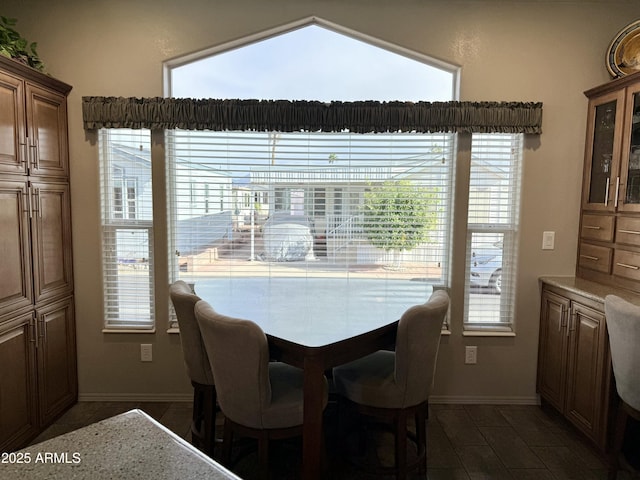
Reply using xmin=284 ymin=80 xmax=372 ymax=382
xmin=29 ymin=144 xmax=38 ymax=171
xmin=32 ymin=188 xmax=41 ymax=218
xmin=38 ymin=316 xmax=46 ymax=342
xmin=569 ymin=312 xmax=577 ymax=336
xmin=615 ymin=176 xmax=620 ymax=208
xmin=27 ymin=185 xmax=33 ymax=218
xmin=580 ymin=254 xmax=599 ymax=261
xmin=29 ymin=315 xmax=37 ymax=344
xmin=584 ymin=225 xmax=602 ymax=230
xmin=605 ymin=179 xmax=610 ymax=206
xmin=22 ymin=188 xmax=31 ymax=217
xmin=618 ymin=229 xmax=640 ymax=235
xmin=616 ymin=262 xmax=640 ymax=270
xmin=19 ymin=142 xmax=27 ymax=167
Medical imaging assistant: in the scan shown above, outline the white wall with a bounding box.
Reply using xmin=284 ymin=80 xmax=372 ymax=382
xmin=4 ymin=0 xmax=639 ymax=402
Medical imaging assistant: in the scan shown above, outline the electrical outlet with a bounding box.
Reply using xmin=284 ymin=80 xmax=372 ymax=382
xmin=141 ymin=344 xmax=153 ymax=362
xmin=465 ymin=346 xmax=477 ymax=364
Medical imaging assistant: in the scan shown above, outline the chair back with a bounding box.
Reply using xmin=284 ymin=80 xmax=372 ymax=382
xmin=604 ymin=295 xmax=640 ymax=410
xmin=195 ymin=299 xmax=272 ymax=428
xmin=169 ymin=281 xmax=214 ymax=386
xmin=394 ymin=289 xmax=449 ymax=407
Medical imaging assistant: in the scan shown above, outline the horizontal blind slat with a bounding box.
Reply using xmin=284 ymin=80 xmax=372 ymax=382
xmin=100 ymin=129 xmax=155 ymax=330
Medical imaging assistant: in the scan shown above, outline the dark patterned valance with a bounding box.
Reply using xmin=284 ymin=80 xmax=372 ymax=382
xmin=82 ymin=97 xmax=542 ymax=134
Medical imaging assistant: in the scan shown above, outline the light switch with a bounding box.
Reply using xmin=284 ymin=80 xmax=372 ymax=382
xmin=542 ymin=231 xmax=555 ymax=250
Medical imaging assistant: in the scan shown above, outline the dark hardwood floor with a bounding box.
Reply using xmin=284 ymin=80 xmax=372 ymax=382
xmin=28 ymin=401 xmax=639 ymax=479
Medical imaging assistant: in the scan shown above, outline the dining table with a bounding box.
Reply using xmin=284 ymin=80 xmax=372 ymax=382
xmin=198 ymin=276 xmax=433 ymax=479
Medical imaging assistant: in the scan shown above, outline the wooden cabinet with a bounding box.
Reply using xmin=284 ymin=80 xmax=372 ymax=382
xmin=537 ymin=282 xmax=612 ymax=450
xmin=0 ymin=313 xmax=39 ymax=451
xmin=0 ymin=56 xmax=76 ymax=452
xmin=35 ymin=297 xmax=77 ymax=426
xmin=578 ymin=71 xmax=640 ymax=291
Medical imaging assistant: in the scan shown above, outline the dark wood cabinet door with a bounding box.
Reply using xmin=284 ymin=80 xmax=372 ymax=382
xmin=565 ymin=302 xmax=606 ymax=442
xmin=0 ymin=70 xmax=27 ymax=176
xmin=537 ymin=290 xmax=570 ymax=412
xmin=0 ymin=313 xmax=38 ymax=451
xmin=0 ymin=179 xmax=33 ymax=317
xmin=30 ymin=181 xmax=73 ymax=303
xmin=24 ymin=84 xmax=68 ymax=178
xmin=35 ymin=297 xmax=77 ymax=426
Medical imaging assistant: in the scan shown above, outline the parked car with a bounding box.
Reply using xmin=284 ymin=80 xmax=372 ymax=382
xmin=470 ymin=241 xmax=503 ymax=294
xmin=262 ymin=213 xmax=315 ymax=261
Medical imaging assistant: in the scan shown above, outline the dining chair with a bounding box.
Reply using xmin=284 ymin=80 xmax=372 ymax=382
xmin=603 ymin=295 xmax=640 ymax=480
xmin=169 ymin=280 xmax=217 ymax=457
xmin=194 ymin=299 xmax=329 ymax=479
xmin=332 ymin=289 xmax=450 ymax=480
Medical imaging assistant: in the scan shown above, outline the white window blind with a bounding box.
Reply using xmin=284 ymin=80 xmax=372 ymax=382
xmin=167 ymin=130 xmax=454 ymax=328
xmin=100 ymin=129 xmax=155 ymax=331
xmin=464 ymin=133 xmax=522 ymax=331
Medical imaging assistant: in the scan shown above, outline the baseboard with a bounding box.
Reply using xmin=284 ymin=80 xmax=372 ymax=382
xmin=78 ymin=392 xmax=540 ymax=405
xmin=78 ymin=392 xmax=192 ymax=402
xmin=429 ymin=395 xmax=540 ymax=405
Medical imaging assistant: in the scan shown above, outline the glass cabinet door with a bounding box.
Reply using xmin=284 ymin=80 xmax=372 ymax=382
xmin=584 ymin=91 xmax=624 ymax=211
xmin=621 ymin=88 xmax=640 ymax=209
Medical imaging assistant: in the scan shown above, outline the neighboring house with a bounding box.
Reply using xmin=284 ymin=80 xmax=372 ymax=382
xmin=109 ymin=144 xmax=234 ymax=261
xmin=110 ymin=142 xmax=510 ymax=266
xmin=247 ymin=155 xmax=449 ymax=264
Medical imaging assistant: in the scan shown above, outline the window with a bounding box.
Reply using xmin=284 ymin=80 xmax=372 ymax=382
xmin=464 ymin=133 xmax=523 ymax=332
xmin=113 ymin=178 xmax=138 ymax=219
xmin=165 ymin=130 xmax=454 ymax=328
xmin=100 ymin=129 xmax=155 ymax=331
xmin=95 ymin=22 xmax=529 ymax=333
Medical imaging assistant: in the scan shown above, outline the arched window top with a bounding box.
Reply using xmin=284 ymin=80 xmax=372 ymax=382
xmin=85 ymin=19 xmax=541 ymax=134
xmin=163 ymin=17 xmax=459 ymax=102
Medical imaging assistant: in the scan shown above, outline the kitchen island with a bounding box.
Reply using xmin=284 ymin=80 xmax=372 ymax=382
xmin=2 ymin=409 xmax=240 ymax=479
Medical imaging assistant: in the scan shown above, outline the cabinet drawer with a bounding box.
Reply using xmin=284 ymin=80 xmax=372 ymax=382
xmin=578 ymin=243 xmax=612 ymax=273
xmin=613 ymin=249 xmax=640 ymax=281
xmin=581 ymin=214 xmax=614 ymax=242
xmin=616 ymin=216 xmax=640 ymax=246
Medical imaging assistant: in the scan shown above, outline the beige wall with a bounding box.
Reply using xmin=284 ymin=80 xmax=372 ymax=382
xmin=4 ymin=0 xmax=639 ymax=402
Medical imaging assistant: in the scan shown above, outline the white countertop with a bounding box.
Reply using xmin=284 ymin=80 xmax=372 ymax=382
xmin=540 ymin=275 xmax=640 ymax=305
xmin=2 ymin=409 xmax=241 ymax=479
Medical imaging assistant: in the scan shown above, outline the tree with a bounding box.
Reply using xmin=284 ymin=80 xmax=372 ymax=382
xmin=363 ymin=180 xmax=440 ymax=268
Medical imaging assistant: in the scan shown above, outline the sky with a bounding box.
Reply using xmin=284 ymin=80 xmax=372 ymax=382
xmin=170 ymin=25 xmax=455 ymax=102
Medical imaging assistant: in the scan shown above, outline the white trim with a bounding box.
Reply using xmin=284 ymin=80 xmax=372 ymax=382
xmin=162 ymin=15 xmax=461 ymax=99
xmin=429 ymin=395 xmax=540 ymax=405
xmin=462 ymin=330 xmax=516 ymax=337
xmin=79 ymin=392 xmax=192 ymax=402
xmin=102 ymin=328 xmax=156 ymax=334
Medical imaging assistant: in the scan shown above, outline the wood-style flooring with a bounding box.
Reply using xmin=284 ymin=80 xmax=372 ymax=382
xmin=29 ymin=401 xmax=640 ymax=479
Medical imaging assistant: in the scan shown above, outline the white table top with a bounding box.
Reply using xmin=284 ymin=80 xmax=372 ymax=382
xmin=196 ymin=276 xmax=432 ymax=346
xmin=3 ymin=409 xmax=241 ymax=480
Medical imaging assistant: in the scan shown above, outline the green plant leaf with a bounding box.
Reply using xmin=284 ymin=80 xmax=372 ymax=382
xmin=0 ymin=17 xmax=45 ymax=72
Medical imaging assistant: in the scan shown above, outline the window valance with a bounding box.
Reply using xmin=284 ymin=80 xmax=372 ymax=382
xmin=82 ymin=97 xmax=542 ymax=134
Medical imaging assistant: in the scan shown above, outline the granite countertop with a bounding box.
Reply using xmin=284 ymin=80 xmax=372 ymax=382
xmin=540 ymin=275 xmax=640 ymax=305
xmin=2 ymin=409 xmax=241 ymax=480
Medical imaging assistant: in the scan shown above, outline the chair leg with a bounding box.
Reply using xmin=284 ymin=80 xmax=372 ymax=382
xmin=395 ymin=410 xmax=408 ymax=480
xmin=222 ymin=419 xmax=234 ymax=466
xmin=258 ymin=431 xmax=269 ymax=480
xmin=415 ymin=405 xmax=427 ymax=475
xmin=191 ymin=385 xmax=204 ymax=449
xmin=609 ymin=401 xmax=629 ymax=480
xmin=202 ymin=386 xmax=217 ymax=457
